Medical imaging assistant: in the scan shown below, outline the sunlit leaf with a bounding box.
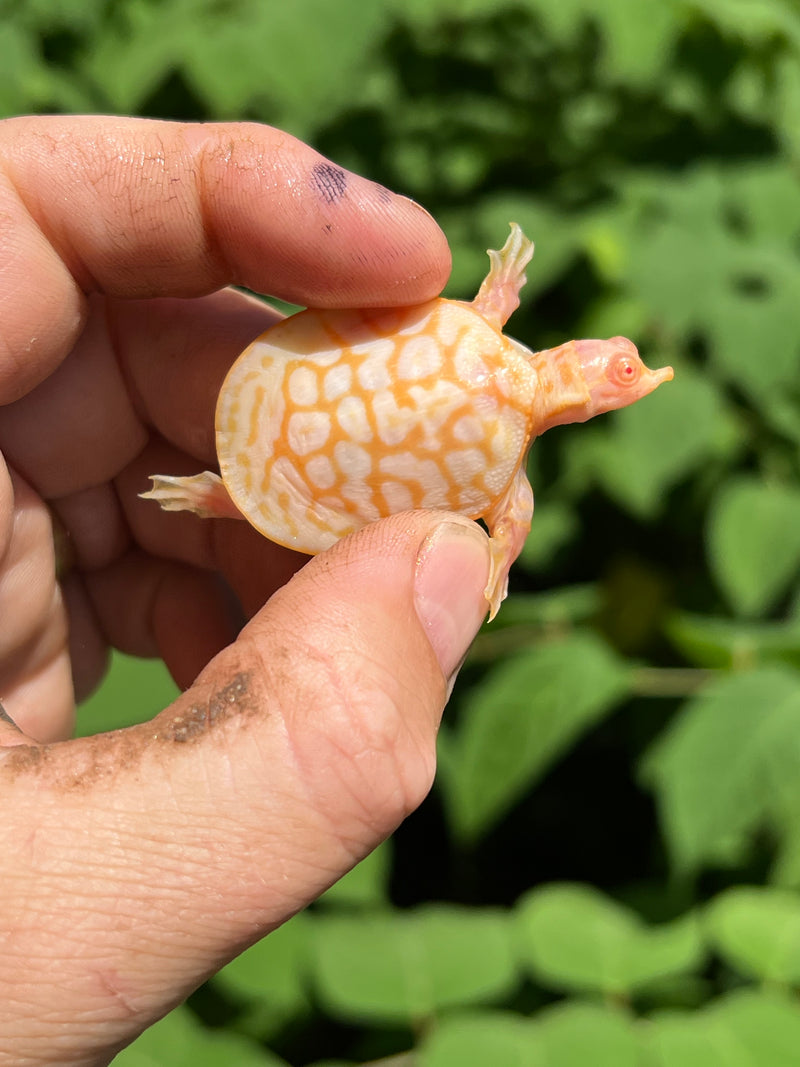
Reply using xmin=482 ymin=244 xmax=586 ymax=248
xmin=482 ymin=584 xmax=602 ymax=632
xmin=440 ymin=634 xmax=629 ymax=843
xmin=541 ymin=0 xmax=681 ymax=84
xmin=114 ymin=1004 xmax=287 ymax=1066
xmin=707 ymin=478 xmax=800 ymax=617
xmin=0 ymin=23 xmax=57 ymax=115
xmin=517 ymin=500 xmax=579 ymax=572
xmin=590 ymin=363 xmax=737 ymax=518
xmin=419 ymin=1011 xmax=543 ymax=1067
xmin=705 ymin=886 xmax=800 ymax=984
xmin=15 ymin=0 xmax=108 ymax=27
xmin=80 ymin=0 xmax=194 ymax=110
xmin=419 ymin=1002 xmax=640 ymax=1067
xmin=641 ymin=668 xmax=800 ymax=874
xmin=311 ymin=907 xmax=518 ymax=1023
xmin=537 ymin=1001 xmax=641 ymax=1067
xmin=689 ymin=0 xmax=800 ymax=45
xmin=644 ymin=989 xmax=800 ymax=1067
xmin=618 ymin=167 xmax=739 ymax=334
xmin=665 ymin=610 xmax=800 ymax=671
xmin=706 ymin=275 xmax=800 ymax=404
xmin=213 ymin=913 xmax=312 ymax=1036
xmin=182 ymin=0 xmax=389 ymax=133
xmin=515 ymin=883 xmax=704 ymax=996
xmin=319 ymin=840 xmax=391 ymax=908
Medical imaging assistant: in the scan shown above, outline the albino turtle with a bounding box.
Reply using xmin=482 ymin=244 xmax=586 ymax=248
xmin=142 ymin=224 xmax=672 ymax=618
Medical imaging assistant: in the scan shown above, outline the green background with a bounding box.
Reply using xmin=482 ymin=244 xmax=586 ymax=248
xmin=7 ymin=0 xmax=800 ymax=1063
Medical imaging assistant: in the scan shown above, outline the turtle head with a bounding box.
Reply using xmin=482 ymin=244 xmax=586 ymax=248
xmin=575 ymin=336 xmax=673 ymax=417
xmin=532 ymin=336 xmax=673 ymax=432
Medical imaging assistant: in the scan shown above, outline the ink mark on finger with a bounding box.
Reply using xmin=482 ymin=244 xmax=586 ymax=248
xmin=312 ymin=163 xmax=348 ymax=203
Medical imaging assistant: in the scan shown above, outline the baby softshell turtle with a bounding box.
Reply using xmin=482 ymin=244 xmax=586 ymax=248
xmin=143 ymin=224 xmax=672 ymax=618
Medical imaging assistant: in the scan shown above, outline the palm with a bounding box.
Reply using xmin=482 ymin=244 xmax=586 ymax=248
xmin=0 ymin=289 xmax=301 ymax=741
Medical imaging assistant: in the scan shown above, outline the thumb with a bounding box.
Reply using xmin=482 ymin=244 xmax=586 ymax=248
xmin=227 ymin=509 xmax=491 ymax=842
xmin=0 ymin=511 xmax=490 ymax=1064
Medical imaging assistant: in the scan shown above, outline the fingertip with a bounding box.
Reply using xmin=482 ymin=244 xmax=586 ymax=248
xmin=367 ymin=191 xmax=453 ymax=305
xmin=194 ymin=121 xmax=452 ymax=307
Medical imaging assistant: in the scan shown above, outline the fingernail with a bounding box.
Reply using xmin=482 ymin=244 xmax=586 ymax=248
xmin=414 ymin=519 xmax=491 ymax=682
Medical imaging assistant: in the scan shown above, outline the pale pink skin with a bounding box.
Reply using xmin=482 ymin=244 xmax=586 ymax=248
xmin=143 ymin=225 xmax=673 ymax=617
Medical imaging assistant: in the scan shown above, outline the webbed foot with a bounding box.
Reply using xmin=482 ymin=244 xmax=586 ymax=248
xmin=472 ymin=222 xmax=535 ymax=330
xmin=140 ymin=471 xmax=243 ymax=520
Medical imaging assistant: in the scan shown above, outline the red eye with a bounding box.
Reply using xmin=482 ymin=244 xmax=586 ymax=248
xmin=612 ymin=357 xmax=641 ymax=386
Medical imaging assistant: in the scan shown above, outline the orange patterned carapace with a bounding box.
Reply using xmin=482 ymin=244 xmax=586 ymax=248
xmin=142 ymin=224 xmax=673 ymax=618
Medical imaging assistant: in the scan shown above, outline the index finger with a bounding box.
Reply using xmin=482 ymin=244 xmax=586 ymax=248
xmin=0 ymin=115 xmax=451 ymax=401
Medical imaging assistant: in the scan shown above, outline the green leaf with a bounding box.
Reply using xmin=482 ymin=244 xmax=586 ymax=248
xmin=640 ymin=667 xmax=800 ymax=875
xmin=311 ymin=906 xmax=518 ymax=1023
xmin=764 ymin=713 xmax=800 ymax=884
xmin=514 ymin=883 xmax=704 ymax=996
xmin=706 ymin=270 xmax=800 ymax=406
xmin=603 ymin=159 xmax=800 ymax=408
xmin=517 ymin=500 xmax=579 ymax=572
xmin=710 ymin=990 xmax=800 ymax=1066
xmin=705 ymin=886 xmax=800 ymax=984
xmin=440 ymin=634 xmax=629 ymax=843
xmin=707 ymin=477 xmax=800 ymax=617
xmin=182 ymin=0 xmax=389 ymax=134
xmin=419 ymin=1011 xmax=544 ymax=1067
xmin=477 ymin=584 xmax=602 ymax=635
xmin=15 ymin=0 xmax=108 ymax=29
xmin=615 ymin=167 xmax=738 ymax=334
xmin=0 ymin=23 xmax=61 ymax=115
xmin=114 ymin=1004 xmax=287 ymax=1066
xmin=665 ymin=610 xmax=800 ymax=671
xmin=689 ymin=0 xmax=800 ymax=45
xmin=537 ymin=1001 xmax=641 ymax=1066
xmin=419 ymin=1002 xmax=640 ymax=1067
xmin=589 ymin=362 xmax=738 ymax=518
xmin=80 ymin=0 xmax=194 ymax=111
xmin=645 ymin=989 xmax=800 ymax=1067
xmin=212 ymin=913 xmax=311 ymax=1037
xmin=318 ymin=841 xmax=391 ymax=908
xmin=726 ymin=162 xmax=800 ymax=245
xmin=391 ymin=0 xmax=520 ymax=32
xmin=526 ymin=0 xmax=682 ymax=85
xmin=769 ymin=821 xmax=800 ymax=888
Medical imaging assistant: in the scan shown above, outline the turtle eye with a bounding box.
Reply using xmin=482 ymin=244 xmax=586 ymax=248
xmin=611 ymin=356 xmax=641 ymax=387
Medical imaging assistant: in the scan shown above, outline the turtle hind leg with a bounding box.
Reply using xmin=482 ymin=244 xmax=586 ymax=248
xmin=140 ymin=471 xmax=243 ymax=520
xmin=482 ymin=464 xmax=534 ymax=620
xmin=472 ymin=222 xmax=535 ymax=330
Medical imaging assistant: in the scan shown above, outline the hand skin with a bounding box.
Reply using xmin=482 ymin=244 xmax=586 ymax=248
xmin=0 ymin=116 xmax=491 ymax=1066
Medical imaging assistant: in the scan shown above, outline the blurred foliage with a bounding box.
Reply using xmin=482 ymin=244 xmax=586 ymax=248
xmin=6 ymin=0 xmax=800 ymax=1062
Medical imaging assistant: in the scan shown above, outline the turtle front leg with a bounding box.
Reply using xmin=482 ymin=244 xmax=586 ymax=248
xmin=140 ymin=471 xmax=244 ymax=521
xmin=471 ymin=222 xmax=535 ymax=330
xmin=482 ymin=463 xmax=534 ymax=620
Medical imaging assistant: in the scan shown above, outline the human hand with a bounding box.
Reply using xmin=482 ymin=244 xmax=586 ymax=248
xmin=0 ymin=116 xmax=490 ymax=1065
